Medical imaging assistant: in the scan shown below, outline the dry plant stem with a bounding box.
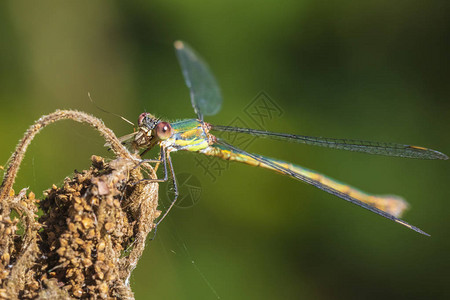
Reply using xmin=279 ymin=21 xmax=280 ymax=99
xmin=0 ymin=109 xmax=133 ymax=202
xmin=0 ymin=110 xmax=160 ymax=299
xmin=3 ymin=188 xmax=39 ymax=297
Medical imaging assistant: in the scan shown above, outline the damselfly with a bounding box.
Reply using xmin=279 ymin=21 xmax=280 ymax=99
xmin=125 ymin=41 xmax=447 ymax=235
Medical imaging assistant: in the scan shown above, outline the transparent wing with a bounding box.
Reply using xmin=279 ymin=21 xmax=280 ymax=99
xmin=211 ymin=125 xmax=448 ymax=160
xmin=104 ymin=132 xmax=137 ymax=148
xmin=214 ymin=139 xmax=429 ymax=236
xmin=174 ymin=41 xmax=222 ymax=120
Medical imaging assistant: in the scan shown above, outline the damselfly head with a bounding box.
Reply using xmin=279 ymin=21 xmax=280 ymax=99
xmin=138 ymin=112 xmax=159 ymax=130
xmin=133 ymin=112 xmax=173 ymax=150
xmin=132 ymin=112 xmax=159 ymax=149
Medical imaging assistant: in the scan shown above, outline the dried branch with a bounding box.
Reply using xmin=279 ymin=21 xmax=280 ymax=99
xmin=0 ymin=110 xmax=159 ymax=299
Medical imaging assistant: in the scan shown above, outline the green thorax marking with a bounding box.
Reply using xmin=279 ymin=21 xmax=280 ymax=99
xmin=164 ymin=119 xmax=211 ymax=152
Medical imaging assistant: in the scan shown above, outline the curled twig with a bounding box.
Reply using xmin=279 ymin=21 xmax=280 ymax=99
xmin=0 ymin=109 xmax=133 ymax=201
xmin=0 ymin=110 xmax=159 ymax=299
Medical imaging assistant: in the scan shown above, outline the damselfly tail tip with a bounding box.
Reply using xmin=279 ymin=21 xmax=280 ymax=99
xmin=376 ymin=195 xmax=409 ymax=218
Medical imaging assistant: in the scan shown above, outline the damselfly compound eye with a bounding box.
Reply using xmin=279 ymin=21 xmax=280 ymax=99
xmin=155 ymin=122 xmax=172 ymax=140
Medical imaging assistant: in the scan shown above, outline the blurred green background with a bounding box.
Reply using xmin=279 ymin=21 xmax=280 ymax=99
xmin=1 ymin=1 xmax=449 ymax=299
